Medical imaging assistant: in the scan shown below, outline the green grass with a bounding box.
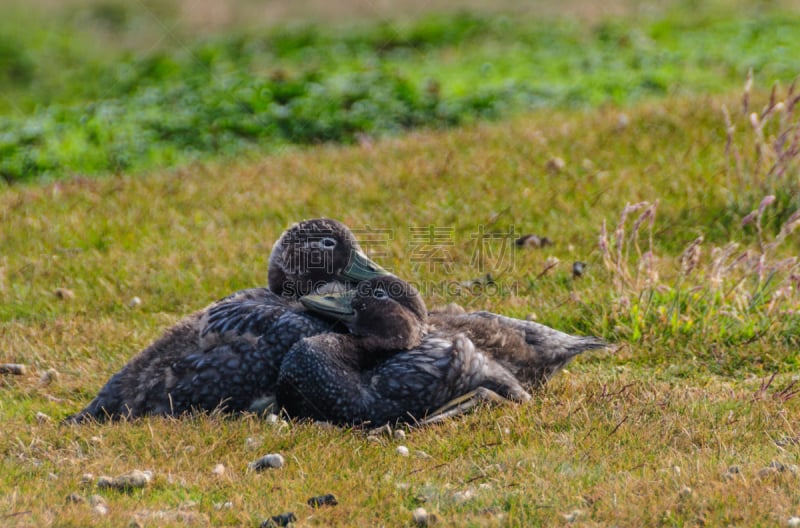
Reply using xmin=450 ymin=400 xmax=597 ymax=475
xmin=4 ymin=1 xmax=800 ymax=525
xmin=3 ymin=88 xmax=800 ymax=524
xmin=2 ymin=4 xmax=800 ymax=182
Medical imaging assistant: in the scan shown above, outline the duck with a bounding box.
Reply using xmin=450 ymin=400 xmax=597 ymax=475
xmin=275 ymin=276 xmax=533 ymax=425
xmin=276 ymin=276 xmax=607 ymax=425
xmin=64 ymin=218 xmax=388 ymax=423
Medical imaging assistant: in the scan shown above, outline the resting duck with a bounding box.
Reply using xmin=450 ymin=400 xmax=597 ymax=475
xmin=275 ymin=276 xmax=535 ymax=425
xmin=276 ymin=276 xmax=607 ymax=425
xmin=64 ymin=218 xmax=387 ymax=423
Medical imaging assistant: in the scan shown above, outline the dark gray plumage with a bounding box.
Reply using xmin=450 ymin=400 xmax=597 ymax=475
xmin=64 ymin=218 xmax=387 ymax=423
xmin=275 ymin=276 xmax=534 ymax=425
xmin=429 ymin=311 xmax=607 ymax=387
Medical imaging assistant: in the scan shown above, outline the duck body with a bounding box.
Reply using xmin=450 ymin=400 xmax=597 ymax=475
xmin=64 ymin=219 xmax=386 ymax=423
xmin=68 ymin=289 xmax=341 ymax=422
xmin=277 ymin=329 xmax=529 ymax=425
xmin=275 ymin=276 xmax=533 ymax=425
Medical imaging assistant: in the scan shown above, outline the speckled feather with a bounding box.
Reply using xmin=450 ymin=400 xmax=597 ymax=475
xmin=63 ymin=218 xmax=376 ymax=423
xmin=64 ymin=289 xmax=342 ymax=422
xmin=276 ymin=330 xmax=530 ymax=425
xmin=275 ymin=276 xmax=537 ymax=425
xmin=276 ymin=276 xmax=607 ymax=426
xmin=429 ymin=311 xmax=607 ymax=386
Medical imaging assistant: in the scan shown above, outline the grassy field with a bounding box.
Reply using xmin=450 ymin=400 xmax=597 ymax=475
xmin=3 ymin=1 xmax=800 ymax=526
xmin=3 ymin=0 xmax=800 ymax=183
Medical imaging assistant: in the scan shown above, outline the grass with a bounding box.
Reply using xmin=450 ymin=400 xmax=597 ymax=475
xmin=3 ymin=86 xmax=800 ymax=525
xmin=3 ymin=3 xmax=800 ymax=182
xmin=4 ymin=1 xmax=800 ymax=526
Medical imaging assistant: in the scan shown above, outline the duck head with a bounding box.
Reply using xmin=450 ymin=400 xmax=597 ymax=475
xmin=268 ymin=218 xmax=388 ymax=298
xmin=300 ymin=276 xmax=427 ymax=351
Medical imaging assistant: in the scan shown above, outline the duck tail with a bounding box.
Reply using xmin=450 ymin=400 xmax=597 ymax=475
xmin=565 ymin=335 xmax=608 ymax=355
xmin=468 ymin=311 xmax=608 ymax=354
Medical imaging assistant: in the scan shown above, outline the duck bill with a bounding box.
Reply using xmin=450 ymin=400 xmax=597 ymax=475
xmin=341 ymin=249 xmax=389 ymax=282
xmin=300 ymin=292 xmax=357 ymax=322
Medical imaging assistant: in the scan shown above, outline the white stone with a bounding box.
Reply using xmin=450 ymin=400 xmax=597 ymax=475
xmin=412 ymin=507 xmax=428 ymax=526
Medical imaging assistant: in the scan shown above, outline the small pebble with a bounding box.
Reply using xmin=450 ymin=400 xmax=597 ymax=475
xmin=261 ymin=512 xmax=296 ymax=527
xmin=249 ymin=453 xmax=285 ymax=471
xmin=81 ymin=473 xmax=95 ymax=486
xmin=396 ymin=446 xmax=410 ymax=457
xmin=728 ymin=465 xmax=741 ymax=474
xmin=758 ymin=467 xmax=778 ymax=478
xmin=393 ymin=429 xmax=406 ymax=441
xmin=97 ymin=470 xmax=152 ymax=491
xmin=788 ymin=517 xmax=800 ymax=527
xmin=679 ymin=486 xmax=693 ymax=498
xmin=572 ymin=261 xmax=586 ymax=278
xmin=515 ymin=234 xmax=552 ymax=249
xmin=35 ymin=412 xmax=52 ymax=423
xmin=562 ymin=510 xmax=582 ymax=522
xmin=213 ymin=501 xmax=233 ymax=510
xmin=39 ymin=368 xmax=60 ymax=385
xmin=88 ymin=495 xmax=106 ymax=507
xmin=54 ymin=287 xmax=75 ymax=300
xmin=212 ymin=464 xmax=225 ymax=477
xmin=414 ymin=450 xmax=431 ymax=459
xmin=0 ymin=363 xmax=26 ymax=375
xmin=413 ymin=507 xmax=429 ymax=526
xmin=769 ymin=461 xmax=787 ymax=472
xmin=546 ymin=157 xmax=566 ymax=173
xmin=245 ymin=437 xmax=261 ymax=450
xmin=128 ymin=296 xmax=142 ymax=308
xmin=93 ymin=504 xmax=109 ymax=516
xmin=264 ymin=413 xmax=281 ymax=424
xmin=307 ymin=494 xmax=338 ymax=508
xmin=544 ymin=256 xmax=560 ymax=268
xmin=65 ymin=493 xmax=84 ymax=504
xmin=452 ymin=489 xmax=474 ymax=504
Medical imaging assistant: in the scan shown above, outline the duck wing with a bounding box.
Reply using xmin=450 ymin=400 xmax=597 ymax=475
xmin=169 ymin=305 xmax=338 ymax=415
xmin=64 ymin=289 xmax=339 ymax=423
xmin=277 ymin=333 xmax=529 ymax=426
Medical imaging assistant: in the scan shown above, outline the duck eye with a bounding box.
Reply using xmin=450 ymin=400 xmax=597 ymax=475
xmin=320 ymin=237 xmax=337 ymax=249
xmin=373 ymin=289 xmax=388 ymax=299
